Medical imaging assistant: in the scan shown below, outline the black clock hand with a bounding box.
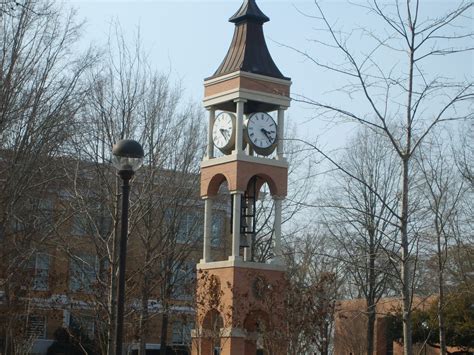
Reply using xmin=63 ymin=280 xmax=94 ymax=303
xmin=262 ymin=128 xmax=275 ymax=134
xmin=260 ymin=128 xmax=273 ymax=143
xmin=220 ymin=128 xmax=229 ymax=140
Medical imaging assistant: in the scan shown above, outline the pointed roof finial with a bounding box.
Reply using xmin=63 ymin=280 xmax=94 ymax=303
xmin=229 ymin=0 xmax=270 ymax=24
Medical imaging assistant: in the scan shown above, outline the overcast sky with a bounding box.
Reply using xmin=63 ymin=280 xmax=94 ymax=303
xmin=68 ymin=0 xmax=473 ymax=151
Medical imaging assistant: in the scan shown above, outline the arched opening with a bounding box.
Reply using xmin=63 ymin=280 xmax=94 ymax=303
xmin=250 ymin=173 xmax=278 ymax=197
xmin=201 ymin=173 xmax=232 ymax=262
xmin=211 ymin=177 xmax=231 ymax=261
xmin=201 ymin=309 xmax=224 ymax=355
xmin=242 ymin=176 xmax=276 ymax=262
xmin=207 ymin=173 xmax=230 ymax=197
xmin=243 ymin=310 xmax=270 ymax=355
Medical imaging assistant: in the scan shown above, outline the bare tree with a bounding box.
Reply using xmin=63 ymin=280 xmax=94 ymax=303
xmin=415 ymin=133 xmax=468 ymax=355
xmin=0 ymin=1 xmax=96 ymax=353
xmin=134 ymin=102 xmax=205 ymax=355
xmin=61 ymin=25 xmax=206 ymax=355
xmin=284 ymin=231 xmax=344 ymax=354
xmin=321 ymin=127 xmax=400 ymax=355
xmin=287 ymin=2 xmax=473 ymax=353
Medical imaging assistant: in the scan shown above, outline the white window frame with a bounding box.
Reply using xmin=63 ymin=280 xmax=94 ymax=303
xmin=69 ymin=254 xmax=98 ymax=293
xmin=71 ymin=214 xmax=88 ymax=236
xmin=171 ymin=321 xmax=193 ymax=345
xmin=177 ymin=211 xmax=203 ymax=243
xmin=23 ymin=315 xmax=47 ymax=339
xmin=70 ymin=314 xmax=95 ymax=339
xmin=171 ymin=262 xmax=195 ymax=300
xmin=29 ymin=253 xmax=50 ymax=291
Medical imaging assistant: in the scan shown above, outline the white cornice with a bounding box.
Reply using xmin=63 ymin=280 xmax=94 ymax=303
xmin=197 ymin=259 xmax=286 ymax=272
xmin=203 ymin=88 xmax=291 ymax=108
xmin=201 ymin=152 xmax=288 ymax=169
xmin=204 ymin=70 xmax=292 ymax=87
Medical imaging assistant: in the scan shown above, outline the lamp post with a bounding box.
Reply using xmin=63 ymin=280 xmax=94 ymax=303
xmin=112 ymin=139 xmax=144 ymax=355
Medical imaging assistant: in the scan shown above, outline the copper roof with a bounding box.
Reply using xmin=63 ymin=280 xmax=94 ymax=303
xmin=211 ymin=0 xmax=289 ymax=81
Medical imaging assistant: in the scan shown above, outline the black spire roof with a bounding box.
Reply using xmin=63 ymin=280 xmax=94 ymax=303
xmin=211 ymin=0 xmax=289 ymax=80
xmin=229 ymin=0 xmax=269 ymax=24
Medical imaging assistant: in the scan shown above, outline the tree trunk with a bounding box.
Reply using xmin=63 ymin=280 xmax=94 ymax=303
xmin=401 ymin=157 xmax=413 ymax=355
xmin=3 ymin=286 xmax=11 ymax=355
xmin=159 ymin=311 xmax=169 ymax=355
xmin=401 ymin=22 xmax=416 ymax=355
xmin=138 ymin=251 xmax=152 ymax=355
xmin=436 ymin=221 xmax=447 ymax=355
xmin=139 ymin=178 xmax=154 ymax=355
xmin=367 ymin=229 xmax=376 ymax=355
xmin=437 ymin=272 xmax=447 ymax=355
xmin=367 ymin=308 xmax=376 ymax=355
xmin=138 ymin=288 xmax=149 ymax=355
xmin=107 ymin=243 xmax=118 ymax=355
xmin=322 ymin=320 xmax=329 ymax=355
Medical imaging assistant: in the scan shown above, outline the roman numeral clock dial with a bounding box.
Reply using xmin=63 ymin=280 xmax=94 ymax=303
xmin=212 ymin=112 xmax=236 ymax=154
xmin=245 ymin=112 xmax=277 ymax=156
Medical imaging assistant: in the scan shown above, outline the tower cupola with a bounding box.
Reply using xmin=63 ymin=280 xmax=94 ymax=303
xmin=212 ymin=0 xmax=288 ymax=80
xmin=203 ymin=0 xmax=291 ymax=114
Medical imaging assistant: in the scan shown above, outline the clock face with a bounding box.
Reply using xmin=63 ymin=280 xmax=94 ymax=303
xmin=212 ymin=112 xmax=236 ymax=153
xmin=245 ymin=112 xmax=277 ymax=155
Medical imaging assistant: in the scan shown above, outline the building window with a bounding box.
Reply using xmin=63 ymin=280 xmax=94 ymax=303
xmin=28 ymin=253 xmax=50 ymax=291
xmin=10 ymin=217 xmax=25 ymax=233
xmin=37 ymin=198 xmax=53 ymax=226
xmin=69 ymin=254 xmax=97 ymax=293
xmin=70 ymin=314 xmax=95 ymax=339
xmin=23 ymin=315 xmax=46 ymax=339
xmin=177 ymin=211 xmax=203 ymax=243
xmin=71 ymin=215 xmax=88 ymax=236
xmin=171 ymin=321 xmax=193 ymax=345
xmin=171 ymin=262 xmax=195 ymax=300
xmin=96 ymin=215 xmax=112 ymax=238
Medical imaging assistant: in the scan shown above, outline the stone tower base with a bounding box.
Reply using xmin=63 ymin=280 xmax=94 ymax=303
xmin=192 ymin=260 xmax=287 ymax=355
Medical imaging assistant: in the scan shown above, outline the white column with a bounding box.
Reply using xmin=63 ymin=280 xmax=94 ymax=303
xmin=277 ymin=107 xmax=285 ymax=160
xmin=206 ymin=107 xmax=215 ymax=159
xmin=201 ymin=197 xmax=213 ymax=263
xmin=233 ymin=99 xmax=246 ymax=154
xmin=230 ymin=191 xmax=243 ymax=261
xmin=271 ymin=196 xmax=284 ymax=265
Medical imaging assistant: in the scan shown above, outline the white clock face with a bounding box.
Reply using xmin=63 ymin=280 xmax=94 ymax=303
xmin=245 ymin=112 xmax=277 ymax=154
xmin=212 ymin=112 xmax=235 ymax=153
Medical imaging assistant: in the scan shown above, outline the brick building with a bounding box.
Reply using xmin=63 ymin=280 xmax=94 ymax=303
xmin=333 ymin=297 xmax=469 ymax=355
xmin=0 ymin=160 xmax=231 ymax=355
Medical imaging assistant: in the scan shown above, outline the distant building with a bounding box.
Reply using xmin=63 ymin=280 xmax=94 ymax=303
xmin=333 ymin=297 xmax=469 ymax=355
xmin=0 ymin=160 xmax=231 ymax=355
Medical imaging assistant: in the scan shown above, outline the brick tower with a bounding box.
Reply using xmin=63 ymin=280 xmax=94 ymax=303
xmin=192 ymin=1 xmax=291 ymax=354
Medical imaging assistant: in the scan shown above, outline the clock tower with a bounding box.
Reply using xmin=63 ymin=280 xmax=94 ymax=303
xmin=193 ymin=0 xmax=291 ymax=354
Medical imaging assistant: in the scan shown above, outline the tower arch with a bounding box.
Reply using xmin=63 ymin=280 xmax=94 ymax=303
xmin=201 ymin=160 xmax=288 ymax=197
xmin=204 ymin=172 xmax=231 ymax=197
xmin=245 ymin=173 xmax=278 ymax=197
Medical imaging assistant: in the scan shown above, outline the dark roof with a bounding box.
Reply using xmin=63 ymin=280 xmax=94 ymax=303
xmin=211 ymin=0 xmax=289 ymax=80
xmin=229 ymin=0 xmax=269 ymax=24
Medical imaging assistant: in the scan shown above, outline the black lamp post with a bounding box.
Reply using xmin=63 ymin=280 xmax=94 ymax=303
xmin=112 ymin=139 xmax=144 ymax=355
